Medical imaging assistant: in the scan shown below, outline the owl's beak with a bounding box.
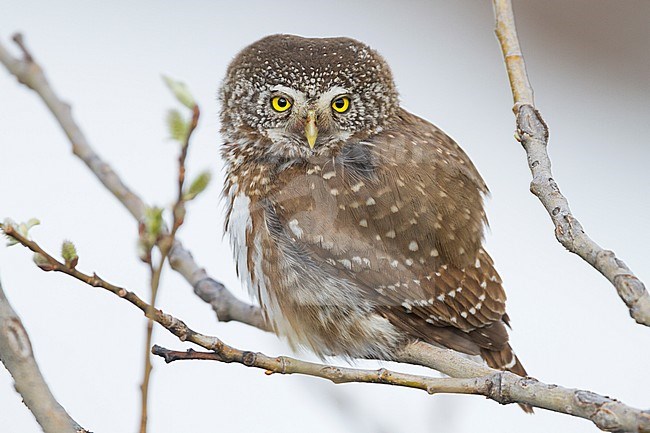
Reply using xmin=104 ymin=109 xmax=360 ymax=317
xmin=304 ymin=110 xmax=318 ymax=149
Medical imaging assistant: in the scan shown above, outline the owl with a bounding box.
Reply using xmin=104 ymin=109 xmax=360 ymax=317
xmin=220 ymin=34 xmax=528 ymax=396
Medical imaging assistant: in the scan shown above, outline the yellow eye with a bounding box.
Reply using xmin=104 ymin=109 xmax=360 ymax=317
xmin=271 ymin=95 xmax=292 ymax=112
xmin=331 ymin=96 xmax=350 ymax=113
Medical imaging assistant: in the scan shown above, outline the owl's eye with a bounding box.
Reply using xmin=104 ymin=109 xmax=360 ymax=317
xmin=331 ymin=96 xmax=351 ymax=113
xmin=271 ymin=95 xmax=292 ymax=112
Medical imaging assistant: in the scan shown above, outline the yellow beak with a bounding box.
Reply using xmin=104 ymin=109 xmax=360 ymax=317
xmin=305 ymin=110 xmax=318 ymax=149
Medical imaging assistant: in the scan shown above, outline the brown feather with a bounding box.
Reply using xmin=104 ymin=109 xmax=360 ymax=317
xmin=220 ymin=35 xmax=530 ymax=412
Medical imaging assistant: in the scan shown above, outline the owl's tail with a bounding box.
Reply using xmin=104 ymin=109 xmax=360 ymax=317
xmin=481 ymin=344 xmax=534 ymax=414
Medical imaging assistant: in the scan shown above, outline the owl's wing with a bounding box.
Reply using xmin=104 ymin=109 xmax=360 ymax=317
xmin=270 ymin=109 xmax=512 ymax=358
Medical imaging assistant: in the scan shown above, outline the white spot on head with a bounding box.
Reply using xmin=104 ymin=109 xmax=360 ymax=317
xmin=351 ymin=181 xmax=365 ymax=192
xmin=385 ymin=230 xmax=396 ymax=238
xmin=366 ymin=197 xmax=376 ymax=206
xmin=322 ymin=171 xmax=336 ymax=179
xmin=359 ymin=219 xmax=368 ymax=227
xmin=390 ymin=260 xmax=399 ymax=268
xmin=430 ymin=249 xmax=439 ymax=257
xmin=330 ymin=188 xmax=339 ymax=196
xmin=408 ymin=241 xmax=419 ymax=251
xmin=405 ymin=258 xmax=414 ymax=266
xmin=390 ymin=205 xmax=399 ymax=213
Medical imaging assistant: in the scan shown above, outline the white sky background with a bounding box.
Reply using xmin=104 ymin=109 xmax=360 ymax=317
xmin=1 ymin=1 xmax=649 ymax=432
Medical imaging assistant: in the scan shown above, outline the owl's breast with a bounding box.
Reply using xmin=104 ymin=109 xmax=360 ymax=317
xmin=225 ymin=185 xmax=400 ymax=359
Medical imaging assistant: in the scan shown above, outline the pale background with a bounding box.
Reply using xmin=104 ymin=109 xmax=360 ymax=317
xmin=1 ymin=1 xmax=649 ymax=432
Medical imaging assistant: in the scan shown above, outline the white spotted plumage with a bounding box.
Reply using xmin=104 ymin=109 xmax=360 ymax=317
xmin=220 ymin=36 xmax=530 ymax=408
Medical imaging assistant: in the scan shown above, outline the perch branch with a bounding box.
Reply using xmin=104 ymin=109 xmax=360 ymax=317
xmin=0 ymin=33 xmax=267 ymax=331
xmin=492 ymin=0 xmax=650 ymax=326
xmin=3 ymin=225 xmax=649 ymax=432
xmin=0 ymin=274 xmax=89 ymax=433
xmin=150 ymin=345 xmax=491 ymax=396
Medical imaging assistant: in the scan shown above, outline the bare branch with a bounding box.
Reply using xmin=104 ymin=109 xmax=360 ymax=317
xmin=4 ymin=225 xmax=649 ymax=432
xmin=492 ymin=0 xmax=650 ymax=326
xmin=151 ymin=345 xmax=492 ymax=396
xmin=0 ymin=275 xmax=89 ymax=433
xmin=0 ymin=33 xmax=266 ymax=331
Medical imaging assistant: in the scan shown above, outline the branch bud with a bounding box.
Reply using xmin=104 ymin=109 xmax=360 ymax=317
xmin=162 ymin=75 xmax=196 ymax=109
xmin=183 ymin=171 xmax=212 ymax=201
xmin=33 ymin=252 xmax=55 ymax=271
xmin=2 ymin=217 xmax=40 ymax=246
xmin=139 ymin=207 xmax=164 ymax=260
xmin=61 ymin=240 xmax=79 ymax=269
xmin=166 ymin=109 xmax=189 ymax=142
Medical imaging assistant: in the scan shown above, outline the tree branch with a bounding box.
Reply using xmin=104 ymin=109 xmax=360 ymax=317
xmin=3 ymin=224 xmax=649 ymax=432
xmin=0 ymin=33 xmax=267 ymax=331
xmin=150 ymin=345 xmax=492 ymax=396
xmin=0 ymin=274 xmax=89 ymax=433
xmin=492 ymin=0 xmax=650 ymax=326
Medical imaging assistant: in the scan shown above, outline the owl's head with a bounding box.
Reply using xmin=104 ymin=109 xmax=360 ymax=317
xmin=219 ymin=34 xmax=399 ymax=160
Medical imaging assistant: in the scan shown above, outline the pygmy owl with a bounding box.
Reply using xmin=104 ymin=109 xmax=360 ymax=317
xmin=220 ymin=34 xmax=528 ymax=394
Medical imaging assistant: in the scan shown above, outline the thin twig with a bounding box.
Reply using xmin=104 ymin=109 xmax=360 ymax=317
xmin=0 ymin=33 xmax=266 ymax=331
xmin=3 ymin=225 xmax=649 ymax=432
xmin=492 ymin=0 xmax=650 ymax=326
xmin=0 ymin=274 xmax=89 ymax=433
xmin=139 ymin=102 xmax=200 ymax=433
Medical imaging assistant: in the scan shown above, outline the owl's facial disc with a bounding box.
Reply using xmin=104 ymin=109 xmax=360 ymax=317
xmin=220 ymin=35 xmax=400 ymax=160
xmin=266 ymin=85 xmax=355 ymax=152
